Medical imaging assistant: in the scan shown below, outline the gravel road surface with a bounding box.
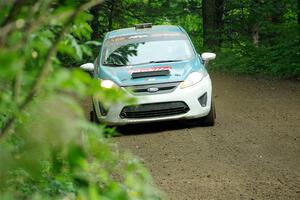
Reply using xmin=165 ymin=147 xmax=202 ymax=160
xmin=114 ymin=73 xmax=300 ymax=200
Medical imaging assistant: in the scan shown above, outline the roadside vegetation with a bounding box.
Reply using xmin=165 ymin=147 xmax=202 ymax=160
xmin=0 ymin=1 xmax=161 ymax=199
xmin=90 ymin=0 xmax=299 ymax=78
xmin=0 ymin=0 xmax=299 ymax=199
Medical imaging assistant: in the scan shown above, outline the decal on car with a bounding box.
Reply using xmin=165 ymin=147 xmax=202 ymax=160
xmin=130 ymin=66 xmax=171 ymax=74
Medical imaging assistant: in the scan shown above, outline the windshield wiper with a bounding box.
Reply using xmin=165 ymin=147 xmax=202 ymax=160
xmin=103 ymin=63 xmax=126 ymax=67
xmin=103 ymin=60 xmax=183 ymax=67
xmin=148 ymin=59 xmax=183 ymax=64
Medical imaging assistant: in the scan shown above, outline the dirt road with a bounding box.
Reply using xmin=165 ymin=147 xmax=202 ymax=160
xmin=114 ymin=73 xmax=300 ymax=200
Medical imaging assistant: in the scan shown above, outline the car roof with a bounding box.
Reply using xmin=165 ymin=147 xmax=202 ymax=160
xmin=106 ymin=25 xmax=185 ymax=39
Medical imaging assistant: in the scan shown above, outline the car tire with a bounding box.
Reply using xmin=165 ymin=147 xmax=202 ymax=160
xmin=201 ymin=100 xmax=216 ymax=126
xmin=90 ymin=105 xmax=100 ymax=123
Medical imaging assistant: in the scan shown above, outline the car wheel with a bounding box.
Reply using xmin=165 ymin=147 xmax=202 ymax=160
xmin=90 ymin=105 xmax=100 ymax=123
xmin=201 ymin=100 xmax=216 ymax=126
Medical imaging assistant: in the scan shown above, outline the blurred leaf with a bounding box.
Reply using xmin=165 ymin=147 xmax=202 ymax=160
xmin=58 ymin=34 xmax=82 ymax=60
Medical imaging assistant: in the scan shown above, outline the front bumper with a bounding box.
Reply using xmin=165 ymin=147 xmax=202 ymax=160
xmin=93 ymin=75 xmax=212 ymax=125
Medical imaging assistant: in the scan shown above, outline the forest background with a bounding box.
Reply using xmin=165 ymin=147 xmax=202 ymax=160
xmin=0 ymin=0 xmax=299 ymax=199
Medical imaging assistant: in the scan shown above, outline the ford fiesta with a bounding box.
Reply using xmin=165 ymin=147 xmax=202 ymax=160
xmin=80 ymin=24 xmax=216 ymax=126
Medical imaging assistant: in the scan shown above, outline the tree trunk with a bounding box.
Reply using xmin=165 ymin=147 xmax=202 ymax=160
xmin=202 ymin=0 xmax=224 ymax=48
xmin=249 ymin=0 xmax=261 ymax=46
xmin=252 ymin=25 xmax=259 ymax=46
xmin=90 ymin=4 xmax=102 ymax=40
xmin=108 ymin=0 xmax=116 ymax=31
xmin=216 ymin=0 xmax=225 ymax=45
xmin=298 ymin=0 xmax=300 ymax=24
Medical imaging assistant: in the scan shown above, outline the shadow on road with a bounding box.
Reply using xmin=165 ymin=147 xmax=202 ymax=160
xmin=116 ymin=119 xmax=208 ymax=135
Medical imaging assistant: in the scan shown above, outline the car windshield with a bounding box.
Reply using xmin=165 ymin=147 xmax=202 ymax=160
xmin=102 ymin=33 xmax=194 ymax=66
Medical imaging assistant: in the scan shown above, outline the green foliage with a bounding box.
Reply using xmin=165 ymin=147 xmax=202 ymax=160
xmin=89 ymin=0 xmax=299 ymax=78
xmin=90 ymin=0 xmax=203 ymax=48
xmin=0 ymin=1 xmax=161 ymax=199
xmin=1 ymin=0 xmax=299 ymax=198
xmin=57 ymin=11 xmax=101 ymax=66
xmin=212 ymin=0 xmax=300 ymax=78
xmin=213 ymin=28 xmax=300 ymax=76
xmin=1 ymin=95 xmax=160 ymax=199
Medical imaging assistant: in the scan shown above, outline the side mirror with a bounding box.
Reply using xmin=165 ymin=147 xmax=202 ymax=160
xmin=201 ymin=52 xmax=216 ymax=62
xmin=80 ymin=63 xmax=94 ymax=72
xmin=201 ymin=52 xmax=216 ymax=67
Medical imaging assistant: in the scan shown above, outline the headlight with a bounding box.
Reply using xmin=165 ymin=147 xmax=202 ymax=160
xmin=101 ymin=80 xmax=118 ymax=89
xmin=180 ymin=72 xmax=205 ymax=89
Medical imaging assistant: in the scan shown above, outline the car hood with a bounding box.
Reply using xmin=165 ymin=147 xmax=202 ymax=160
xmin=98 ymin=57 xmax=205 ymax=86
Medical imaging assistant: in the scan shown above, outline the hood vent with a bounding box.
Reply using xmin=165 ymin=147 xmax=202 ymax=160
xmin=131 ymin=69 xmax=170 ymax=79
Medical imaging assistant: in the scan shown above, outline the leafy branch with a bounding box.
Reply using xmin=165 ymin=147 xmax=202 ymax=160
xmin=0 ymin=0 xmax=104 ymax=139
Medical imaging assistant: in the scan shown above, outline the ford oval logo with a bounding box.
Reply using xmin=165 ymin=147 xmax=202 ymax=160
xmin=147 ymin=87 xmax=159 ymax=93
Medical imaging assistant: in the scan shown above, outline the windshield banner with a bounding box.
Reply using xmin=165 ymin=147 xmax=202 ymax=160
xmin=130 ymin=66 xmax=171 ymax=74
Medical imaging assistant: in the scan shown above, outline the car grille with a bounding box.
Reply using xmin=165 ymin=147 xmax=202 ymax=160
xmin=120 ymin=101 xmax=190 ymax=119
xmin=126 ymin=82 xmax=180 ymax=95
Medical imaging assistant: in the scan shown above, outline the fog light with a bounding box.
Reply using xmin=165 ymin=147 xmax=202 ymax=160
xmin=120 ymin=112 xmax=126 ymax=119
xmin=198 ymin=92 xmax=207 ymax=107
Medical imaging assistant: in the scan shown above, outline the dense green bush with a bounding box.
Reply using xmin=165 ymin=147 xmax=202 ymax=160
xmin=87 ymin=0 xmax=299 ymax=78
xmin=209 ymin=0 xmax=300 ymax=78
xmin=0 ymin=1 xmax=161 ymax=199
xmin=212 ymin=24 xmax=300 ymax=78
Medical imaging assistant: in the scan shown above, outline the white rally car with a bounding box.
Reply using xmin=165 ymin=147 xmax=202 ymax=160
xmin=81 ymin=24 xmax=216 ymax=126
